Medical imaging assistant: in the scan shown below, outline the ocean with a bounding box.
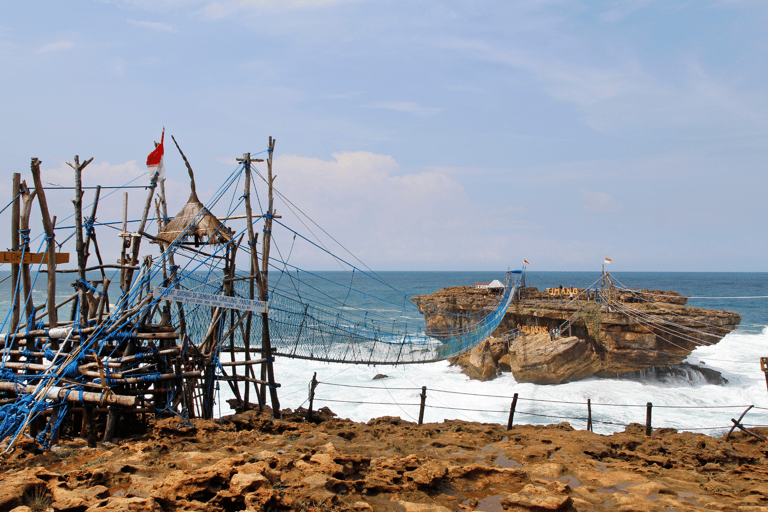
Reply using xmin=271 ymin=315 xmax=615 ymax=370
xmin=2 ymin=270 xmax=767 ymax=436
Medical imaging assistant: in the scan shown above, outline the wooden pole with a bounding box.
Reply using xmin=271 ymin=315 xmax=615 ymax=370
xmin=19 ymin=182 xmax=37 ymax=323
xmin=11 ymin=173 xmax=20 ymax=332
xmin=237 ymin=151 xmax=266 ymax=409
xmin=120 ymin=192 xmax=129 ymax=290
xmin=0 ymin=381 xmax=137 ymax=406
xmin=83 ymin=185 xmax=105 ymax=281
xmin=729 ymin=417 xmax=766 ymax=442
xmin=68 ymin=155 xmax=94 ymax=326
xmin=726 ymin=405 xmax=754 ymax=440
xmin=307 ymin=372 xmax=318 ymax=421
xmin=225 ymin=239 xmax=243 ymax=405
xmin=418 ymin=386 xmax=427 ymax=425
xmin=19 ymin=182 xmax=36 ymax=323
xmin=587 ymin=399 xmax=593 ymax=432
xmin=260 ymin=137 xmax=280 ymax=417
xmin=103 ymin=408 xmax=120 ymax=443
xmin=507 ymin=392 xmax=518 ymax=430
xmin=645 ymin=402 xmax=653 ymax=436
xmin=30 ymin=158 xmax=58 ymax=328
xmin=123 ymin=172 xmax=158 ymax=295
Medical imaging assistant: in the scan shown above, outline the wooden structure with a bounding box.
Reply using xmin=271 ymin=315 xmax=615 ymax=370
xmin=0 ymin=137 xmax=282 ymax=450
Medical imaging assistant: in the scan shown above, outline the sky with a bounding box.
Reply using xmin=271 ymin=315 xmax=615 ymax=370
xmin=0 ymin=0 xmax=766 ymax=272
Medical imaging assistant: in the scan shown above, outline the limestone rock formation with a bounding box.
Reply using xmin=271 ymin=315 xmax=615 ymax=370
xmin=467 ymin=339 xmax=498 ymax=381
xmin=507 ymin=333 xmax=601 ymax=385
xmin=416 ymin=285 xmax=741 ymax=384
xmin=1 ymin=410 xmax=766 ymax=511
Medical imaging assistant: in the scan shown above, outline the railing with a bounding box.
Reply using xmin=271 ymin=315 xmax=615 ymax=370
xmin=302 ymin=375 xmax=768 ymax=438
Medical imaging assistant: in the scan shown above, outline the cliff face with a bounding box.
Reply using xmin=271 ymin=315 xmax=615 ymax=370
xmin=413 ymin=287 xmax=741 ymax=384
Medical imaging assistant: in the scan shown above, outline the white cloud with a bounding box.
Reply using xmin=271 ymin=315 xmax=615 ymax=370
xmin=365 ymin=101 xmax=443 ymax=117
xmin=269 ymin=151 xmax=474 ymax=267
xmin=581 ymin=190 xmax=622 ymax=213
xmin=37 ymin=41 xmax=74 ymax=53
xmin=128 ymin=20 xmax=177 ymax=32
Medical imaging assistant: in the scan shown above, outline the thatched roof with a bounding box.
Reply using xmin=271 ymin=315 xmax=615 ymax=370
xmin=157 ymin=191 xmax=233 ymax=246
xmin=156 ymin=134 xmax=233 ymax=246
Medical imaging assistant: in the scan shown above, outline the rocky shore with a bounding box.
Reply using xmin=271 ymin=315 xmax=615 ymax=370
xmin=1 ymin=409 xmax=767 ymax=512
xmin=414 ymin=285 xmax=741 ymax=384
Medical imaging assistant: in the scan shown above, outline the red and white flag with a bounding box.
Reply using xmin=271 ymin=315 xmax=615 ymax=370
xmin=524 ymin=260 xmax=530 ymax=265
xmin=146 ymin=130 xmax=165 ymax=180
xmin=604 ymin=258 xmax=612 ymax=264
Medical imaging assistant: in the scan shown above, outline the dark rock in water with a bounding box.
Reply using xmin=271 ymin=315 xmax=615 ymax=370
xmin=596 ymin=363 xmax=728 ymax=385
xmin=372 ymin=374 xmax=388 ymax=380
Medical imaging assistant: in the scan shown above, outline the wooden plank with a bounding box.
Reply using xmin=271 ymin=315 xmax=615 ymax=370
xmin=0 ymin=251 xmax=70 ymax=265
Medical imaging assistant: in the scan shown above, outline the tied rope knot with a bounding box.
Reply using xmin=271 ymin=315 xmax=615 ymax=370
xmin=84 ymin=216 xmax=96 ymax=238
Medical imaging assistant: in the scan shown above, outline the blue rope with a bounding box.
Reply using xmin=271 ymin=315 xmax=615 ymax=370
xmin=0 ymin=192 xmax=21 ymax=216
xmin=84 ymin=216 xmax=96 ymax=238
xmin=78 ymin=279 xmax=105 ymax=296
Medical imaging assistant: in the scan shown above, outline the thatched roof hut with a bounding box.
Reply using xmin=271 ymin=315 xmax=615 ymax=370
xmin=157 ymin=190 xmax=233 ymax=246
xmin=156 ymin=135 xmax=233 ymax=246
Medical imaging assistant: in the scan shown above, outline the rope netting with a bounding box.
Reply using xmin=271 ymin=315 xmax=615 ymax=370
xmin=168 ymin=267 xmax=519 ymax=364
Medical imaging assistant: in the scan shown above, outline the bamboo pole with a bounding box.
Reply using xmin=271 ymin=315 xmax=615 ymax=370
xmin=30 ymin=158 xmax=58 ymax=328
xmin=0 ymin=381 xmax=137 ymax=406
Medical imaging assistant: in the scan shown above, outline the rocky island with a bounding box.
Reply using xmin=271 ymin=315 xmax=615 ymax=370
xmin=413 ymin=280 xmax=741 ymax=384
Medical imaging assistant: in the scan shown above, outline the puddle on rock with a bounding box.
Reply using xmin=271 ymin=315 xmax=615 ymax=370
xmin=558 ymin=475 xmax=582 ymax=488
xmin=494 ymin=455 xmax=523 ymax=469
xmin=596 ymin=482 xmax=634 ymax=495
xmin=475 ymin=495 xmax=504 ymax=512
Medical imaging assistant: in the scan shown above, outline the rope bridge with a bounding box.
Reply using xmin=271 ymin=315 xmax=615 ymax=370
xmin=169 ymin=268 xmax=520 ymax=364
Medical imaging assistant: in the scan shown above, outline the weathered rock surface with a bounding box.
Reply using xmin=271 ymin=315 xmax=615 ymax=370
xmin=415 ymin=286 xmax=741 ymax=384
xmin=1 ymin=410 xmax=766 ymax=511
xmin=507 ymin=333 xmax=601 ymax=385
